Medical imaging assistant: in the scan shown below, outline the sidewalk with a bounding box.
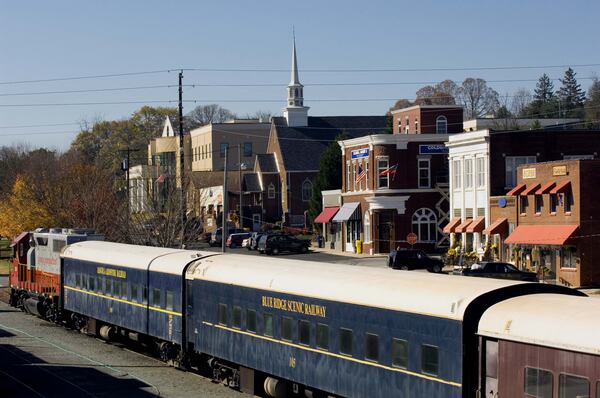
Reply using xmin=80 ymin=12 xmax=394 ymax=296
xmin=311 ymin=246 xmax=388 ymax=258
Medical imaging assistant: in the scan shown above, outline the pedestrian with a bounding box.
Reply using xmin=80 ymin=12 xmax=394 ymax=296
xmin=316 ymin=232 xmax=323 ymax=248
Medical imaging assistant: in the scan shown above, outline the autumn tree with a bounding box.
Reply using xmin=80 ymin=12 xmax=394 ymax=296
xmin=0 ymin=176 xmax=53 ymax=238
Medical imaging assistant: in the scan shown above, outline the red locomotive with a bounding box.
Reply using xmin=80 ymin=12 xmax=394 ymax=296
xmin=9 ymin=228 xmax=102 ymax=321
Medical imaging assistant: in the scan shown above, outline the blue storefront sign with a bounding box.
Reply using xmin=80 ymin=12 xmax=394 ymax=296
xmin=419 ymin=144 xmax=449 ymax=155
xmin=351 ymin=148 xmax=370 ymax=159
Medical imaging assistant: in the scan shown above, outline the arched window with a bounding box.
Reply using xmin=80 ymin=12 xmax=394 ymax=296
xmin=268 ymin=183 xmax=275 ymax=199
xmin=363 ymin=212 xmax=370 ymax=242
xmin=436 ymin=116 xmax=448 ymax=134
xmin=412 ymin=208 xmax=437 ymax=243
xmin=302 ymin=179 xmax=312 ymax=202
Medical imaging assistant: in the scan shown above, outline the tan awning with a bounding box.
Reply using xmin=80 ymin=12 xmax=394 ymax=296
xmin=466 ymin=216 xmax=486 ymax=233
xmin=443 ymin=217 xmax=462 ymax=234
xmin=455 ymin=219 xmax=473 ymax=233
xmin=483 ymin=218 xmax=508 ymax=236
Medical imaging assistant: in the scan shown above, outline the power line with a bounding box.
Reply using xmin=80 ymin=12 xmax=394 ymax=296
xmin=0 ymin=85 xmax=173 ymax=97
xmin=0 ymin=70 xmax=176 ymax=86
xmin=0 ymin=122 xmax=80 ymax=129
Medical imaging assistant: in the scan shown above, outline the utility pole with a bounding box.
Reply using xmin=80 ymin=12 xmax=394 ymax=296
xmin=178 ymin=70 xmax=186 ymax=248
xmin=119 ymin=147 xmax=141 ymax=233
xmin=238 ymin=144 xmax=243 ymax=231
xmin=221 ymin=147 xmax=228 ymax=253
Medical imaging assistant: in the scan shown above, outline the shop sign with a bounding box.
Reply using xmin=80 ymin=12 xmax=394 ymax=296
xmin=553 ymin=165 xmax=567 ymax=176
xmin=351 ymin=148 xmax=369 ymax=159
xmin=522 ymin=167 xmax=536 ymax=179
xmin=419 ymin=144 xmax=449 ymax=155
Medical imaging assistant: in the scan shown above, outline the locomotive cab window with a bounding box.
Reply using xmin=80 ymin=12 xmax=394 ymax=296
xmin=232 ymin=306 xmax=242 ymax=329
xmin=298 ymin=320 xmax=311 ymax=346
xmin=281 ymin=316 xmax=293 ymax=342
xmin=166 ymin=291 xmax=173 ymax=311
xmin=365 ymin=333 xmax=379 ymax=362
xmin=559 ymin=374 xmax=589 ymax=398
xmin=421 ymin=344 xmax=439 ymax=376
xmin=392 ymin=338 xmax=408 ymax=369
xmin=316 ymin=323 xmax=329 ymax=351
xmin=218 ymin=304 xmax=228 ymax=325
xmin=246 ymin=309 xmax=257 ymax=333
xmin=524 ymin=367 xmax=553 ymax=398
xmin=152 ymin=288 xmax=161 ymax=308
xmin=264 ymin=313 xmax=273 ymax=337
xmin=339 ymin=328 xmax=353 ymax=357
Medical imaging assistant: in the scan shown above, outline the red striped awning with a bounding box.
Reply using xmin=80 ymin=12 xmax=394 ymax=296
xmin=314 ymin=207 xmax=339 ymax=223
xmin=521 ymin=183 xmax=541 ymax=196
xmin=550 ymin=181 xmax=571 ymax=194
xmin=483 ymin=218 xmax=508 ymax=236
xmin=536 ymin=182 xmax=556 ymax=195
xmin=466 ymin=216 xmax=486 ymax=233
xmin=504 ymin=225 xmax=579 ymax=245
xmin=507 ymin=183 xmax=527 ymax=196
xmin=443 ymin=218 xmax=462 ymax=234
xmin=455 ymin=219 xmax=473 ymax=233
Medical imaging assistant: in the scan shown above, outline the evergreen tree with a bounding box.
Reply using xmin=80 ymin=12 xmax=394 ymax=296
xmin=585 ymin=78 xmax=600 ymax=127
xmin=307 ymin=135 xmax=347 ymax=224
xmin=557 ymin=68 xmax=586 ymax=114
xmin=534 ymin=74 xmax=555 ymax=102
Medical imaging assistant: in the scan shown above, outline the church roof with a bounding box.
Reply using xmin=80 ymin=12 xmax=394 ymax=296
xmin=255 ymin=153 xmax=278 ymax=173
xmin=243 ymin=173 xmax=262 ymax=193
xmin=272 ymin=116 xmax=387 ymax=171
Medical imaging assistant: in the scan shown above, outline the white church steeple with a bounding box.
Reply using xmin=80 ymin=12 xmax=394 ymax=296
xmin=283 ymin=34 xmax=309 ymax=127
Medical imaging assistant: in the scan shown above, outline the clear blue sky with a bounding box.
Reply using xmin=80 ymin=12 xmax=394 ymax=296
xmin=1 ymin=0 xmax=599 ymax=150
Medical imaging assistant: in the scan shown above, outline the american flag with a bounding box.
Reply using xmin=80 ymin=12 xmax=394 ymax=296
xmin=356 ymin=164 xmax=366 ymax=184
xmin=378 ymin=163 xmax=399 ymax=176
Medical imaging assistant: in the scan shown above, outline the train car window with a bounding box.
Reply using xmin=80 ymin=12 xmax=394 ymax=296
xmin=298 ymin=320 xmax=310 ymax=346
xmin=113 ymin=280 xmax=121 ymax=298
xmin=365 ymin=333 xmax=379 ymax=362
xmin=121 ymin=281 xmax=127 ymax=299
xmin=131 ymin=284 xmax=138 ymax=303
xmin=421 ymin=345 xmax=439 ymax=376
xmin=218 ymin=304 xmax=228 ymax=325
xmin=525 ymin=367 xmax=553 ymax=398
xmin=75 ymin=274 xmax=81 ymax=288
xmin=392 ymin=338 xmax=408 ymax=369
xmin=152 ymin=288 xmax=161 ymax=308
xmin=97 ymin=277 xmax=103 ymax=294
xmin=52 ymin=239 xmax=66 ymax=253
xmin=281 ymin=317 xmax=293 ymax=342
xmin=339 ymin=328 xmax=353 ymax=357
xmin=105 ymin=278 xmax=112 ymax=296
xmin=82 ymin=275 xmax=87 ymax=290
xmin=232 ymin=306 xmax=242 ymax=329
xmin=316 ymin=323 xmax=329 ymax=351
xmin=89 ymin=277 xmax=95 ymax=292
xmin=263 ymin=313 xmax=273 ymax=337
xmin=559 ymin=374 xmax=589 ymax=398
xmin=143 ymin=286 xmax=148 ymax=304
xmin=166 ymin=291 xmax=173 ymax=311
xmin=247 ymin=309 xmax=257 ymax=333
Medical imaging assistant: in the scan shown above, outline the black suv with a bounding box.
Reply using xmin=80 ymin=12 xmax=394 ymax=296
xmin=257 ymin=234 xmax=311 ymax=255
xmin=388 ymin=249 xmax=444 ymax=273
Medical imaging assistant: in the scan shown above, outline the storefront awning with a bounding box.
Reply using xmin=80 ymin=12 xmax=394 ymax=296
xmin=455 ymin=218 xmax=473 ymax=233
xmin=504 ymin=225 xmax=579 ymax=245
xmin=314 ymin=207 xmax=339 ymax=223
xmin=521 ymin=183 xmax=541 ymax=196
xmin=483 ymin=218 xmax=508 ymax=236
xmin=536 ymin=181 xmax=556 ymax=195
xmin=466 ymin=216 xmax=486 ymax=233
xmin=443 ymin=217 xmax=462 ymax=234
xmin=507 ymin=183 xmax=527 ymax=196
xmin=332 ymin=202 xmax=361 ymax=222
xmin=550 ymin=180 xmax=571 ymax=194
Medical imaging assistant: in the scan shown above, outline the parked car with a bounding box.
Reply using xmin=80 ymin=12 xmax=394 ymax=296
xmin=209 ymin=227 xmax=244 ymax=247
xmin=226 ymin=232 xmax=252 ymax=248
xmin=388 ymin=249 xmax=444 ymax=273
xmin=460 ymin=261 xmax=537 ymax=282
xmin=246 ymin=232 xmax=265 ymax=251
xmin=257 ymin=234 xmax=311 ymax=255
xmin=241 ymin=237 xmax=251 ymax=248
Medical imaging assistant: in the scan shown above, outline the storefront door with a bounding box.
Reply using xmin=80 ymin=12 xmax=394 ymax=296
xmin=378 ymin=212 xmax=393 ymax=253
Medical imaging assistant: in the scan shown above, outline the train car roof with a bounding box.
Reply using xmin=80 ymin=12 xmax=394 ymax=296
xmin=478 ymin=294 xmax=600 ymax=355
xmin=187 ymin=254 xmax=565 ymax=320
xmin=62 ymin=241 xmax=212 ymax=275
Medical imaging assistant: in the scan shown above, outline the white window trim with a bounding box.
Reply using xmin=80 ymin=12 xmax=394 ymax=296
xmin=476 ymin=157 xmax=485 ymax=189
xmin=464 ymin=158 xmax=474 ymax=190
xmin=436 ymin=115 xmax=448 ymax=134
xmin=376 ymin=156 xmax=390 ymax=189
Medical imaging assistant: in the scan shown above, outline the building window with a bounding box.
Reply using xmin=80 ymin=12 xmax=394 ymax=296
xmin=452 ymin=159 xmax=462 ymax=189
xmin=436 ymin=115 xmax=448 ymax=134
xmin=505 ymin=156 xmax=536 ymax=188
xmin=220 ymin=143 xmax=229 ymax=158
xmin=392 ymin=339 xmax=408 ymax=369
xmin=564 ymin=191 xmax=573 ymax=213
xmin=476 ymin=158 xmax=485 ymax=188
xmin=365 ymin=333 xmax=379 ymax=362
xmin=520 ymin=196 xmax=529 ymax=215
xmin=524 ymin=367 xmax=553 ymax=398
xmin=302 ymin=179 xmax=312 ymax=202
xmin=377 ymin=157 xmax=389 ymax=189
xmin=363 ymin=212 xmax=370 ymax=242
xmin=346 ymin=161 xmax=351 ymax=191
xmin=339 ymin=328 xmax=353 ymax=357
xmin=465 ymin=158 xmax=474 ymax=189
xmin=534 ymin=195 xmax=543 ymax=214
xmin=405 ymin=116 xmax=409 ymax=133
xmin=559 ymin=374 xmax=589 ymax=398
xmin=316 ymin=323 xmax=329 ymax=350
xmin=418 ymin=158 xmax=431 ymax=188
xmin=352 ymin=162 xmax=357 ymax=191
xmin=268 ymin=183 xmax=275 ymax=199
xmin=243 ymin=142 xmax=252 ymax=157
xmin=562 ymin=246 xmax=577 ymax=268
xmin=414 ymin=119 xmax=419 ymax=132
xmin=550 ymin=194 xmax=558 ymax=213
xmin=412 ymin=208 xmax=437 ymax=243
xmin=421 ymin=345 xmax=439 ymax=376
xmin=298 ymin=320 xmax=310 ymax=346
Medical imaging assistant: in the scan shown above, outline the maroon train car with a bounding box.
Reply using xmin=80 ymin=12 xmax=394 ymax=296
xmin=477 ymin=294 xmax=600 ymax=398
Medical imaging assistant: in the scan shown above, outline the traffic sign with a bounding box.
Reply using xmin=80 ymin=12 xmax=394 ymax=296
xmin=407 ymin=232 xmax=418 ymax=246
